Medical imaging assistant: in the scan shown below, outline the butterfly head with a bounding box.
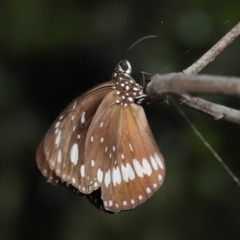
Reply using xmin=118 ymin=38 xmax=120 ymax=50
xmin=114 ymin=59 xmax=132 ymax=77
xmin=119 ymin=59 xmax=132 ymax=74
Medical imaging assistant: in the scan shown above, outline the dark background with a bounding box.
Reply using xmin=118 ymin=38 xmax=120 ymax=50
xmin=1 ymin=1 xmax=240 ymax=240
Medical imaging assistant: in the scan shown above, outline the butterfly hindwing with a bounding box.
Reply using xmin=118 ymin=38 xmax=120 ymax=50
xmin=85 ymin=91 xmax=165 ymax=212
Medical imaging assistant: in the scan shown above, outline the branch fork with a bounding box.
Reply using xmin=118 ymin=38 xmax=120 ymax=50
xmin=146 ymin=22 xmax=240 ymax=124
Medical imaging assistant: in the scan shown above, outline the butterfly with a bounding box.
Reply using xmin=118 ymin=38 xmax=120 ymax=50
xmin=36 ymin=59 xmax=165 ymax=213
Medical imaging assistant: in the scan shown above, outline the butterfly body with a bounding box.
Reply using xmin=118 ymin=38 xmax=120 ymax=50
xmin=37 ymin=59 xmax=165 ymax=213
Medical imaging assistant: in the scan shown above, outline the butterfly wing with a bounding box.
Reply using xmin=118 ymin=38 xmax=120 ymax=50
xmin=36 ymin=82 xmax=115 ymax=195
xmin=85 ymin=91 xmax=165 ymax=212
xmin=37 ymin=59 xmax=165 ymax=213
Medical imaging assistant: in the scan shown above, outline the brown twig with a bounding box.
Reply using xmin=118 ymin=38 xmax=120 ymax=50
xmin=183 ymin=22 xmax=240 ymax=74
xmin=148 ymin=74 xmax=240 ymax=98
xmin=172 ymin=94 xmax=240 ymax=124
xmin=146 ymin=22 xmax=240 ymax=124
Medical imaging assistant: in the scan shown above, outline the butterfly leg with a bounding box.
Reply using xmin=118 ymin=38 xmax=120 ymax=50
xmin=140 ymin=71 xmax=152 ymax=88
xmin=140 ymin=71 xmax=168 ymax=104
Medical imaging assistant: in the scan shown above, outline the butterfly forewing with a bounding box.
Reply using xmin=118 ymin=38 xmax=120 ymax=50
xmin=36 ymin=82 xmax=115 ymax=194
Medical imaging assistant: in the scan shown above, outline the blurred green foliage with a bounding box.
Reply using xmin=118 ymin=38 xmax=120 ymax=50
xmin=0 ymin=0 xmax=240 ymax=240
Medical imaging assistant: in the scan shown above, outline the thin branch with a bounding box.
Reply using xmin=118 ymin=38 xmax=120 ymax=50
xmin=147 ymin=74 xmax=240 ymax=98
xmin=172 ymin=94 xmax=240 ymax=124
xmin=183 ymin=22 xmax=240 ymax=74
xmin=146 ymin=22 xmax=240 ymax=124
xmin=146 ymin=74 xmax=240 ymax=124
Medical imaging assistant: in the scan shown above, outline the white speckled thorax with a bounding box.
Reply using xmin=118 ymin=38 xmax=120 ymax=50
xmin=112 ymin=59 xmax=146 ymax=106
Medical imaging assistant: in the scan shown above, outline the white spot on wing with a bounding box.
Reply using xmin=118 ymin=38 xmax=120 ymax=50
xmin=80 ymin=165 xmax=85 ymax=177
xmin=55 ymin=121 xmax=60 ymax=128
xmin=121 ymin=153 xmax=124 ymax=159
xmin=123 ymin=201 xmax=127 ymax=206
xmin=146 ymin=187 xmax=151 ymax=193
xmin=131 ymin=199 xmax=135 ymax=204
xmin=121 ymin=163 xmax=135 ymax=182
xmin=97 ymin=168 xmax=103 ymax=183
xmin=112 ymin=166 xmax=121 ymax=186
xmin=90 ymin=136 xmax=94 ymax=142
xmin=81 ymin=112 xmax=86 ymax=123
xmin=104 ymin=170 xmax=111 ymax=188
xmin=100 ymin=122 xmax=104 ymax=128
xmin=154 ymin=153 xmax=164 ymax=169
xmin=158 ymin=174 xmax=163 ymax=181
xmin=150 ymin=156 xmax=158 ymax=170
xmin=133 ymin=159 xmax=143 ymax=177
xmin=70 ymin=143 xmax=79 ymax=165
xmin=91 ymin=159 xmax=95 ymax=167
xmin=55 ymin=130 xmax=62 ymax=146
xmin=100 ymin=137 xmax=104 ymax=143
xmin=142 ymin=158 xmax=152 ymax=176
xmin=126 ymin=163 xmax=135 ymax=180
xmin=57 ymin=149 xmax=62 ymax=163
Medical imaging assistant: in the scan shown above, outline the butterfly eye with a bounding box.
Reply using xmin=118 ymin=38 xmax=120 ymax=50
xmin=119 ymin=60 xmax=132 ymax=74
xmin=36 ymin=58 xmax=165 ymax=213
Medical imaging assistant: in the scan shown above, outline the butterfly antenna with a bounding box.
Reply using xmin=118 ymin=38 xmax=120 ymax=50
xmin=122 ymin=35 xmax=157 ymax=59
xmin=176 ymin=105 xmax=240 ymax=187
xmin=122 ymin=21 xmax=163 ymax=59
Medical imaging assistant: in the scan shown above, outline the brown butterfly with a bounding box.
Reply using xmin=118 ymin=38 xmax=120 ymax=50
xmin=36 ymin=59 xmax=165 ymax=213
